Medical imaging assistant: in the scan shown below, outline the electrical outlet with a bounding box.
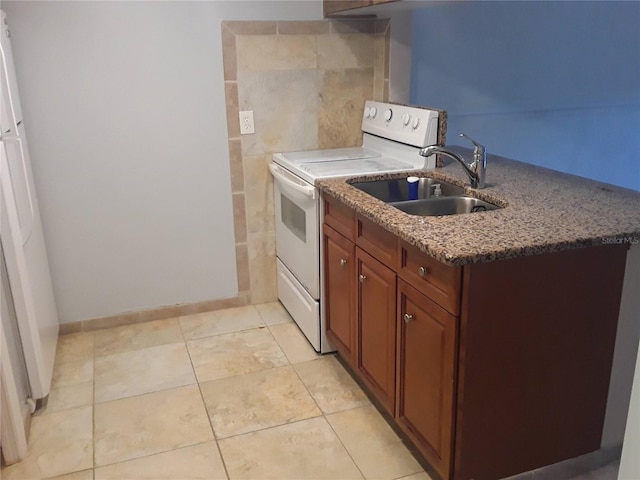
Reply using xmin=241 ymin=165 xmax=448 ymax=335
xmin=239 ymin=110 xmax=255 ymax=135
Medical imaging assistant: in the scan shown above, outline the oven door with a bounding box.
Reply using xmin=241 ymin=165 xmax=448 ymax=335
xmin=269 ymin=163 xmax=320 ymax=299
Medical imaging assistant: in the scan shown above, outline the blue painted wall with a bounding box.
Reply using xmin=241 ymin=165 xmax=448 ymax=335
xmin=410 ymin=1 xmax=640 ymax=191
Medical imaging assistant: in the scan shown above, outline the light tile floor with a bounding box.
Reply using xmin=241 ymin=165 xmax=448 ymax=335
xmin=1 ymin=302 xmax=431 ymax=480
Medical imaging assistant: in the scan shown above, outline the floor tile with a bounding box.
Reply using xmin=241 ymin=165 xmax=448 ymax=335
xmin=589 ymin=462 xmax=619 ymax=480
xmin=94 ymin=442 xmax=227 ymax=480
xmin=179 ymin=305 xmax=264 ymax=340
xmin=327 ymin=405 xmax=422 ymax=480
xmin=187 ymin=327 xmax=288 ymax=382
xmin=41 ymin=381 xmax=94 ymax=414
xmin=567 ymin=461 xmax=620 ymax=480
xmin=94 ymin=385 xmax=213 ymax=467
xmin=269 ymin=322 xmax=320 ymax=364
xmin=255 ymin=301 xmax=293 ymax=325
xmin=94 ymin=343 xmax=195 ymax=403
xmin=395 ymin=473 xmax=434 ymax=480
xmin=46 ymin=470 xmax=94 ymax=480
xmin=94 ymin=318 xmax=183 ymax=357
xmin=51 ymin=358 xmax=93 ymax=389
xmin=294 ymin=356 xmax=370 ymax=414
xmin=1 ymin=406 xmax=93 ymax=480
xmin=54 ymin=332 xmax=94 ymax=366
xmin=218 ymin=417 xmax=364 ymax=480
xmin=200 ymin=365 xmax=321 ymax=438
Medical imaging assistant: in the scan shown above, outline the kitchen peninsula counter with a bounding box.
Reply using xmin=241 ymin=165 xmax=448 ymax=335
xmin=317 ymin=150 xmax=640 ymax=266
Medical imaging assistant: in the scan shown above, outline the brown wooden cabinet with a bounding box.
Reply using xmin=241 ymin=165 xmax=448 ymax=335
xmin=396 ymin=279 xmax=457 ymax=479
xmin=356 ymin=246 xmax=397 ymax=414
xmin=324 ymin=225 xmax=356 ymax=363
xmin=321 ymin=192 xmax=628 ymax=480
xmin=452 ymin=246 xmax=627 ymax=480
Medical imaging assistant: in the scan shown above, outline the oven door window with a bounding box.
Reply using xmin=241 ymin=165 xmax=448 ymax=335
xmin=281 ymin=193 xmax=306 ymax=243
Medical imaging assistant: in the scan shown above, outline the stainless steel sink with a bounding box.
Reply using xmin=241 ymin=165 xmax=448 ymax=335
xmin=390 ymin=196 xmax=500 ymax=216
xmin=350 ymin=177 xmax=465 ymax=202
xmin=350 ymin=176 xmax=501 ymax=216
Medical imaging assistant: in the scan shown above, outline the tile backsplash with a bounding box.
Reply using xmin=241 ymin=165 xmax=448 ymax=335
xmin=222 ymin=19 xmax=390 ymax=304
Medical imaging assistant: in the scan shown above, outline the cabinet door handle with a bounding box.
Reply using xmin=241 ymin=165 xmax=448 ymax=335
xmin=404 ymin=313 xmax=414 ymax=323
xmin=419 ymin=266 xmax=428 ymax=277
xmin=359 ymin=274 xmax=367 ymax=283
xmin=340 ymin=258 xmax=347 ymax=266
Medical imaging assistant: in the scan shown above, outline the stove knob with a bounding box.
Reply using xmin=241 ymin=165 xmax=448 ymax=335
xmin=364 ymin=107 xmax=371 ymax=118
xmin=384 ymin=109 xmax=393 ymax=122
xmin=369 ymin=106 xmax=377 ymax=118
xmin=411 ymin=116 xmax=421 ymax=130
xmin=401 ymin=113 xmax=411 ymax=126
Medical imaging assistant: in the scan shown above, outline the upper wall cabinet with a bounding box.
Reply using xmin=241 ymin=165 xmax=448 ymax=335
xmin=323 ymin=0 xmax=401 ymax=17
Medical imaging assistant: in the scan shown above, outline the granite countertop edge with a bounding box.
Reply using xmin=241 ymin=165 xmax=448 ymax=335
xmin=316 ymin=153 xmax=640 ymax=267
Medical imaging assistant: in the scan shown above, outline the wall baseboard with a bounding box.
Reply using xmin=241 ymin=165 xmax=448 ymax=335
xmin=58 ymin=293 xmax=251 ymax=335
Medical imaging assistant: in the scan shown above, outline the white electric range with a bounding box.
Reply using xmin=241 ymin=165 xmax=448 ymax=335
xmin=269 ymin=100 xmax=441 ymax=353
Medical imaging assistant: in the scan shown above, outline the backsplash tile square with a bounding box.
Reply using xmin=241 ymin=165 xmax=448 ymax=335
xmin=238 ymin=69 xmax=320 ymax=156
xmin=319 ymin=68 xmax=374 ymax=149
xmin=317 ymin=34 xmax=375 ymax=69
xmin=236 ymin=35 xmax=317 ymax=72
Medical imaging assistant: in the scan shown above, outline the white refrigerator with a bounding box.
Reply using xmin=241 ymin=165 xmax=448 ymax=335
xmin=0 ymin=9 xmax=58 ymax=410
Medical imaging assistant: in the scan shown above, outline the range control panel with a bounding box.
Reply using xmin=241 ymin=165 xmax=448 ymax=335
xmin=361 ymin=100 xmax=439 ymax=148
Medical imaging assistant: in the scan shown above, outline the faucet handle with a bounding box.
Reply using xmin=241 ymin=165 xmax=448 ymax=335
xmin=459 ymin=133 xmax=487 ymax=189
xmin=459 ymin=133 xmax=485 ymax=153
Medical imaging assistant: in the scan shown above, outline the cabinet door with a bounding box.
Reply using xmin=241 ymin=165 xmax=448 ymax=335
xmin=356 ymin=247 xmax=396 ymax=414
xmin=323 ymin=225 xmax=356 ymax=363
xmin=396 ymin=279 xmax=457 ymax=480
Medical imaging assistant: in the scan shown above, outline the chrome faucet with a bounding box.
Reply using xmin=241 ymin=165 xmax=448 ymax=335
xmin=419 ymin=133 xmax=487 ymax=189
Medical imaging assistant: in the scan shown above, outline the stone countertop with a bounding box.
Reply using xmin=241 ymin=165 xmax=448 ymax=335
xmin=316 ymin=149 xmax=640 ymax=266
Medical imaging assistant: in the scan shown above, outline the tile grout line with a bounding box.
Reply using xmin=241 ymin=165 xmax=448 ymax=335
xmin=284 ymin=341 xmax=424 ymax=480
xmin=213 ymin=411 xmax=326 ymax=443
xmin=264 ymin=321 xmax=299 ymax=366
xmin=178 ymin=308 xmax=232 ymax=480
xmin=287 ymin=353 xmax=372 ymax=480
xmin=92 ymin=320 xmax=203 ymax=473
xmin=188 ymin=305 xmax=327 ymax=447
xmin=280 ymin=341 xmax=368 ymax=461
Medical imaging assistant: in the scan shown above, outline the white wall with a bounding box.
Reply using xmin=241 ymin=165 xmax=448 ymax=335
xmin=2 ymin=1 xmax=322 ymax=323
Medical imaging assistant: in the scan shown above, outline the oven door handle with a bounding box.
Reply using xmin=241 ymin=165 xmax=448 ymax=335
xmin=269 ymin=163 xmax=317 ymax=200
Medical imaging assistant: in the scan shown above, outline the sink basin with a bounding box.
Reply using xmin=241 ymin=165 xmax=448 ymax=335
xmin=351 ymin=176 xmax=501 ymax=216
xmin=350 ymin=177 xmax=465 ymax=202
xmin=390 ymin=196 xmax=500 ymax=216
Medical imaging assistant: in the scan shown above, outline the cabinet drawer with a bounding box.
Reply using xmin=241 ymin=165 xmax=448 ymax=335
xmin=398 ymin=241 xmax=461 ymax=315
xmin=324 ymin=195 xmax=355 ymax=241
xmin=356 ymin=215 xmax=397 ymax=270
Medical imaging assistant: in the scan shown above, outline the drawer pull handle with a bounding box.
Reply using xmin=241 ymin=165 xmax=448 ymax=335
xmin=404 ymin=313 xmax=414 ymax=323
xmin=419 ymin=266 xmax=428 ymax=277
xmin=340 ymin=259 xmax=347 ymax=266
xmin=359 ymin=274 xmax=367 ymax=283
